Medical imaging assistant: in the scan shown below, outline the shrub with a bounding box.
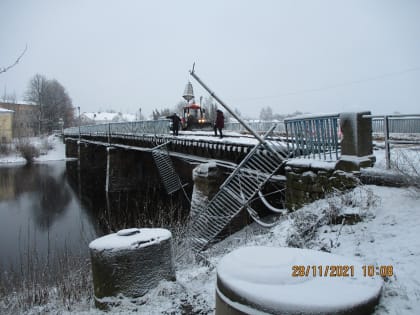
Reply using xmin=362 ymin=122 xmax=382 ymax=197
xmin=393 ymin=149 xmax=420 ymax=196
xmin=16 ymin=139 xmax=40 ymax=164
xmin=0 ymin=138 xmax=11 ymax=156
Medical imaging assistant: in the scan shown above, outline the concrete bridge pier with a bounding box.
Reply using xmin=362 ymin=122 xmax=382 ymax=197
xmin=105 ymin=148 xmax=144 ymax=192
xmin=65 ymin=138 xmax=78 ymax=158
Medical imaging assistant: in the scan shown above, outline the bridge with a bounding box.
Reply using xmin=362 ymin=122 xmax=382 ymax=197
xmin=64 ymin=106 xmax=420 ymax=252
xmin=63 ymin=110 xmax=382 ymax=251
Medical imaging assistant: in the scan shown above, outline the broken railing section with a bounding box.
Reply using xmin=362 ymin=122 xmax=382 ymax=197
xmin=151 ymin=141 xmax=184 ymax=195
xmin=186 ymin=66 xmax=290 ymax=253
xmin=186 ymin=126 xmax=288 ymax=253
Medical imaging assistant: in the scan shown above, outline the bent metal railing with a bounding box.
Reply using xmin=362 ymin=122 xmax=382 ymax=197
xmin=63 ymin=120 xmax=171 ymax=139
xmin=284 ymin=113 xmax=340 ymax=161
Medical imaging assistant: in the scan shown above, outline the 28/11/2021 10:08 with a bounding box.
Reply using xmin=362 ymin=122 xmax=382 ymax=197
xmin=291 ymin=265 xmax=394 ymax=277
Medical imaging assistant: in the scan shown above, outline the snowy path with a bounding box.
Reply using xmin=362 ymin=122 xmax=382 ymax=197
xmin=330 ymin=186 xmax=420 ymax=314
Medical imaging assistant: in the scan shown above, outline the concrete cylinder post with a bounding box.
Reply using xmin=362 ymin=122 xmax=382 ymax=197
xmin=89 ymin=228 xmax=176 ymax=309
xmin=216 ymin=246 xmax=383 ymax=315
xmin=190 ymin=162 xmax=225 ymax=217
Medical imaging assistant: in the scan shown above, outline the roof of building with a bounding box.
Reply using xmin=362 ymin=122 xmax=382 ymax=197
xmin=82 ymin=112 xmax=136 ymax=122
xmin=0 ymin=108 xmax=14 ymax=113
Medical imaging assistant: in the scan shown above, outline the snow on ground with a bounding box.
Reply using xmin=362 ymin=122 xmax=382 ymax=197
xmin=56 ymin=185 xmax=420 ymax=315
xmin=0 ymin=134 xmax=66 ymax=164
xmin=1 ymin=135 xmax=419 ymax=314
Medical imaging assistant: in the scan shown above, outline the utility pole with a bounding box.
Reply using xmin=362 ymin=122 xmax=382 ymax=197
xmin=78 ymin=106 xmax=81 ymax=141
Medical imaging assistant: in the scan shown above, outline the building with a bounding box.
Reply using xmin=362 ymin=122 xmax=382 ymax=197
xmin=80 ymin=112 xmax=137 ymax=125
xmin=0 ymin=102 xmax=38 ymax=137
xmin=0 ymin=108 xmax=14 ymax=142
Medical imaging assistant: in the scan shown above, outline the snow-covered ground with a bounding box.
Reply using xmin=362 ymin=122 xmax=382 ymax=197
xmin=0 ymin=135 xmax=66 ymax=164
xmin=1 ymin=135 xmax=419 ymax=314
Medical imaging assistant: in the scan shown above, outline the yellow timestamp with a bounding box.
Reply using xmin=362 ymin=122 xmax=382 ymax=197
xmin=362 ymin=265 xmax=394 ymax=277
xmin=291 ymin=265 xmax=394 ymax=277
xmin=292 ymin=265 xmax=355 ymax=277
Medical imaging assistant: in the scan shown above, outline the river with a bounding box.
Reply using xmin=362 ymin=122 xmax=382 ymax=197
xmin=0 ymin=157 xmax=192 ymax=274
xmin=0 ymin=161 xmax=98 ymax=271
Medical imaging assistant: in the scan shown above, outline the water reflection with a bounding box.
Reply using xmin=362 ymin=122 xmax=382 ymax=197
xmin=0 ymin=154 xmax=193 ymax=273
xmin=0 ymin=162 xmax=97 ymax=270
xmin=66 ymin=153 xmax=193 ymax=236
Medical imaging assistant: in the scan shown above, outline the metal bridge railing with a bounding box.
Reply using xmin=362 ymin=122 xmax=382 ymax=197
xmin=372 ymin=115 xmax=420 ymax=134
xmin=284 ymin=114 xmax=340 ymax=161
xmin=225 ymin=121 xmax=286 ymax=134
xmin=63 ymin=120 xmax=171 ymax=139
xmin=368 ymin=114 xmax=420 ymax=169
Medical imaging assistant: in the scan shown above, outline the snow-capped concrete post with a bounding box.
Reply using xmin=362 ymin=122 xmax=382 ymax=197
xmin=89 ymin=228 xmax=176 ymax=310
xmin=336 ymin=111 xmax=375 ymax=171
xmin=216 ymin=246 xmax=383 ymax=315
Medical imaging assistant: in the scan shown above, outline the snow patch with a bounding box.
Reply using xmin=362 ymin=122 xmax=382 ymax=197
xmin=89 ymin=228 xmax=171 ymax=251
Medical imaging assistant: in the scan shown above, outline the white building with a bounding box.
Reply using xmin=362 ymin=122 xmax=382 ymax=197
xmin=80 ymin=112 xmax=137 ymax=125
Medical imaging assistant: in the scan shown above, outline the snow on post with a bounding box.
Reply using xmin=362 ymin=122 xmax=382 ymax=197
xmin=89 ymin=228 xmax=176 ymax=309
xmin=216 ymin=246 xmax=383 ymax=315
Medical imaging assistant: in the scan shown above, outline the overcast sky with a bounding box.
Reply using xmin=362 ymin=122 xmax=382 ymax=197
xmin=1 ymin=0 xmax=419 ymax=118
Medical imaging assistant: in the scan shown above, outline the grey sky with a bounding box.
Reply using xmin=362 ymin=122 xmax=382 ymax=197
xmin=1 ymin=0 xmax=419 ymax=118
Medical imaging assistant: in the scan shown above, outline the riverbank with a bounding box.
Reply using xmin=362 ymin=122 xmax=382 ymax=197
xmin=0 ymin=135 xmax=66 ymax=164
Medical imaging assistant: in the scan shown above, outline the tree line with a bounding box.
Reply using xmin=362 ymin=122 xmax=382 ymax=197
xmin=25 ymin=74 xmax=74 ymax=134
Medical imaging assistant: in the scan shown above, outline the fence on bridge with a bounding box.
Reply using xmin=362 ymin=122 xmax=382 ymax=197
xmin=224 ymin=121 xmax=286 ymax=134
xmin=284 ymin=114 xmax=340 ymax=161
xmin=372 ymin=115 xmax=420 ymax=134
xmin=63 ymin=120 xmax=171 ymax=139
xmin=369 ymin=114 xmax=420 ymax=169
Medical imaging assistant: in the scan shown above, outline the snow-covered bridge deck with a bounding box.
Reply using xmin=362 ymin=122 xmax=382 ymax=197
xmin=64 ymin=126 xmax=287 ymax=165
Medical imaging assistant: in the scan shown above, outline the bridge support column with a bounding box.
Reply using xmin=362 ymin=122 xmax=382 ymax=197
xmin=105 ymin=148 xmax=143 ymax=192
xmin=65 ymin=138 xmax=78 ymax=158
xmin=336 ymin=111 xmax=375 ymax=171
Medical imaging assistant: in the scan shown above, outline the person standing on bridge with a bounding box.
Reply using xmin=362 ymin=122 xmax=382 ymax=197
xmin=214 ymin=109 xmax=224 ymax=138
xmin=167 ymin=113 xmax=181 ymax=136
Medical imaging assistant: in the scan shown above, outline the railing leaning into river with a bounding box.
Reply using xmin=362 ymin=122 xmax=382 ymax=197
xmin=284 ymin=114 xmax=340 ymax=161
xmin=63 ymin=120 xmax=171 ymax=141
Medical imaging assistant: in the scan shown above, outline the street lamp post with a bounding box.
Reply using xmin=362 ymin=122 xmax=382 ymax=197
xmin=78 ymin=106 xmax=81 ymax=141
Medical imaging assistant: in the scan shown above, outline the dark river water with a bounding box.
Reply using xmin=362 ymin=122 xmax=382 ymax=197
xmin=0 ymin=162 xmax=98 ymax=270
xmin=0 ymin=157 xmax=192 ymax=272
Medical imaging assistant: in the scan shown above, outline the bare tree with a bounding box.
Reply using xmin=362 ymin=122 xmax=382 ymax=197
xmin=1 ymin=88 xmax=17 ymax=103
xmin=0 ymin=45 xmax=27 ymax=75
xmin=259 ymin=106 xmax=274 ymax=121
xmin=25 ymin=74 xmax=74 ymax=134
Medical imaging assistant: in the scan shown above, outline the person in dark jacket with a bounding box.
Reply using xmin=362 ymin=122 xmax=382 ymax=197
xmin=214 ymin=109 xmax=224 ymax=138
xmin=167 ymin=113 xmax=181 ymax=136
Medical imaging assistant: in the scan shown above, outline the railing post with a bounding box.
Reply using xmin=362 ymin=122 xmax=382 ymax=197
xmin=384 ymin=115 xmax=391 ymax=169
xmin=108 ymin=123 xmax=111 ymax=144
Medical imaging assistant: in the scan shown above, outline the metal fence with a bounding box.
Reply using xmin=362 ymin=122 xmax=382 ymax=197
xmin=284 ymin=114 xmax=340 ymax=160
xmin=224 ymin=121 xmax=286 ymax=134
xmin=63 ymin=120 xmax=171 ymax=138
xmin=368 ymin=114 xmax=420 ymax=169
xmin=372 ymin=115 xmax=420 ymax=134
